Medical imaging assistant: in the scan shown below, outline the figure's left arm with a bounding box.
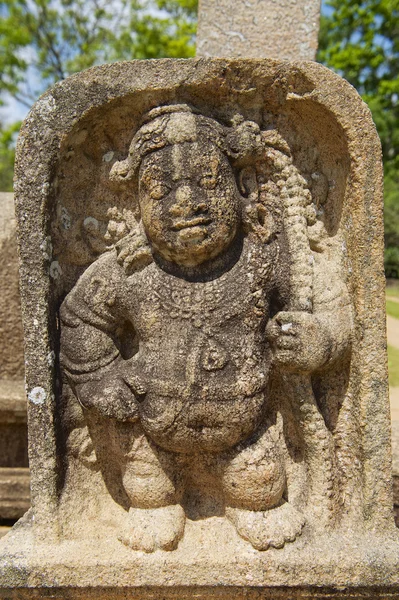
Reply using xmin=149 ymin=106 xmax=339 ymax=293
xmin=266 ymin=249 xmax=353 ymax=374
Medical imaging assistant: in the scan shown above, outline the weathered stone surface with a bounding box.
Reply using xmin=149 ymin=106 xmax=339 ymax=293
xmin=0 ymin=529 xmax=11 ymax=541
xmin=0 ymin=382 xmax=29 ymax=516
xmin=0 ymin=468 xmax=30 ymax=520
xmin=0 ymin=197 xmax=27 ymax=468
xmin=0 ymin=380 xmax=26 ymax=425
xmin=0 ymin=196 xmax=29 ymax=518
xmin=196 ymin=0 xmax=320 ymax=60
xmin=2 ymin=586 xmax=399 ymax=600
xmin=0 ymin=193 xmax=24 ymax=380
xmin=1 ymin=58 xmax=398 ymax=596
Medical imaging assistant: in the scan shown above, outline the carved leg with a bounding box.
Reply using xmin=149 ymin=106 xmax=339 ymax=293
xmin=222 ymin=424 xmax=305 ymax=550
xmin=117 ymin=424 xmax=185 ymax=552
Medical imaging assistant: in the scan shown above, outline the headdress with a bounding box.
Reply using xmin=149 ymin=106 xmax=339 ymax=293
xmin=109 ymin=104 xmax=266 ymax=184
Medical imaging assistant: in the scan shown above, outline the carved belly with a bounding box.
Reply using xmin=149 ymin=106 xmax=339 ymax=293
xmin=138 ymin=388 xmax=267 ymax=453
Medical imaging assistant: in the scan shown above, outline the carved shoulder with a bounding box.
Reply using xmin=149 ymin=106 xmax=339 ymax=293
xmin=60 ymin=250 xmax=126 ymax=330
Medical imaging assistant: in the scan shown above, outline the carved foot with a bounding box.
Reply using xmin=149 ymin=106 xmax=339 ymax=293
xmin=119 ymin=504 xmax=185 ymax=552
xmin=226 ymin=502 xmax=305 ymax=551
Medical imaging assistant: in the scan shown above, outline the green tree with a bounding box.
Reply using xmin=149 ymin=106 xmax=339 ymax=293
xmin=318 ymin=0 xmax=399 ymax=275
xmin=0 ymin=0 xmax=198 ymax=190
xmin=0 ymin=121 xmax=19 ymax=190
xmin=112 ymin=0 xmax=197 ymax=60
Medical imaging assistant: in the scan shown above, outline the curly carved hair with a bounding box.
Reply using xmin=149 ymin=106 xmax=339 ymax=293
xmin=109 ymin=104 xmax=266 ymax=185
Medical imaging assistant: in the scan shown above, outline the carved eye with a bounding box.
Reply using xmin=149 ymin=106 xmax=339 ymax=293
xmin=148 ymin=183 xmax=171 ymax=200
xmin=199 ymin=174 xmax=217 ymax=189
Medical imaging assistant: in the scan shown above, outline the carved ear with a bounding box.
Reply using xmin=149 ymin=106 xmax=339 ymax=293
xmin=109 ymin=158 xmax=132 ymax=183
xmin=238 ymin=166 xmax=258 ymax=199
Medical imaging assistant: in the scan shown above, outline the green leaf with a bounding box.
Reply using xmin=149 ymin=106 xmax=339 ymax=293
xmin=0 ymin=0 xmax=198 ymax=184
xmin=318 ymin=0 xmax=399 ymax=275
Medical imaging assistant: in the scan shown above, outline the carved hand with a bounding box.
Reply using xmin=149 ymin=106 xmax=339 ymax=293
xmin=76 ymin=367 xmax=146 ymax=422
xmin=266 ymin=311 xmax=333 ymax=374
xmin=115 ymin=230 xmax=152 ymax=275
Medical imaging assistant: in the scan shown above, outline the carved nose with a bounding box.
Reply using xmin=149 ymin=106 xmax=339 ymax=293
xmin=170 ymin=185 xmax=207 ymax=217
xmin=169 ymin=185 xmax=191 ymax=217
xmin=175 ymin=185 xmax=192 ymax=205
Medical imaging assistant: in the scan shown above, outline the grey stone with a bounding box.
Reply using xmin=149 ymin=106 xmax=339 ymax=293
xmin=196 ymin=0 xmax=320 ymax=60
xmin=1 ymin=58 xmax=399 ymax=597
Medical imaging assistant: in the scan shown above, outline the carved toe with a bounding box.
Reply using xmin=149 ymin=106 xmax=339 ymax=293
xmin=119 ymin=504 xmax=185 ymax=552
xmin=226 ymin=501 xmax=305 ymax=551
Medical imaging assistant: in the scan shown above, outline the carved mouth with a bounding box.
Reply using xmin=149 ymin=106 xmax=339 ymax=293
xmin=178 ymin=226 xmax=207 ymax=243
xmin=172 ymin=216 xmax=211 ymax=231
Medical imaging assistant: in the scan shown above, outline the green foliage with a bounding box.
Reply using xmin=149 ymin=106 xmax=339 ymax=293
xmin=0 ymin=0 xmax=197 ymax=106
xmin=385 ymin=247 xmax=399 ymax=279
xmin=318 ymin=0 xmax=399 ymax=166
xmin=0 ymin=121 xmax=19 ymax=191
xmin=0 ymin=0 xmax=198 ymax=189
xmin=318 ymin=0 xmax=399 ymax=275
xmin=384 ymin=172 xmax=399 ymax=249
xmin=0 ymin=0 xmax=119 ymax=107
xmin=111 ymin=0 xmax=196 ymax=60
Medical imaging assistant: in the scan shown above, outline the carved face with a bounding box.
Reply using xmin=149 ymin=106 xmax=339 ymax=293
xmin=138 ymin=142 xmax=242 ymax=267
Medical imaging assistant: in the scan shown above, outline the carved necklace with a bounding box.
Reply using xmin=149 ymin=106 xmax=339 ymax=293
xmin=151 ymin=236 xmax=274 ymax=329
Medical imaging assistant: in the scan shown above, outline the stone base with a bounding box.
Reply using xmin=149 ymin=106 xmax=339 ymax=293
xmin=1 ymin=513 xmax=399 ymax=598
xmin=1 ymin=587 xmax=399 ymax=600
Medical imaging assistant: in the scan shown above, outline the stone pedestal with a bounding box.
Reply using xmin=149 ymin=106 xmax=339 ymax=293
xmin=1 ymin=59 xmax=398 ymax=598
xmin=1 ymin=520 xmax=399 ymax=598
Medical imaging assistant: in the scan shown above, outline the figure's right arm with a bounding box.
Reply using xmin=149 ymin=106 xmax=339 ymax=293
xmin=60 ymin=251 xmax=140 ymax=421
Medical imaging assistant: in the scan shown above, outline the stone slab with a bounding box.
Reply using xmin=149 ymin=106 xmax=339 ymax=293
xmin=0 ymin=381 xmax=27 ymax=425
xmin=0 ymin=469 xmax=30 ymax=520
xmin=1 ymin=515 xmax=399 ymax=594
xmin=0 ymin=196 xmax=29 ymax=515
xmin=1 ymin=588 xmax=399 ymax=600
xmin=1 ymin=58 xmax=398 ymax=597
xmin=0 ymin=193 xmax=24 ymax=381
xmin=0 ymin=381 xmax=28 ymax=470
xmin=196 ymin=0 xmax=320 ymax=60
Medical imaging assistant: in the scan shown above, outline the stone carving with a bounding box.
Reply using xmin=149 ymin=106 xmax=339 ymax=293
xmin=2 ymin=60 xmax=398 ymax=597
xmin=60 ymin=104 xmax=352 ymax=552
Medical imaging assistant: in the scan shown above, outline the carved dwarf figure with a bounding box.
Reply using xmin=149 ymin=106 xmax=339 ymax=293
xmin=60 ymin=105 xmax=353 ymax=552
